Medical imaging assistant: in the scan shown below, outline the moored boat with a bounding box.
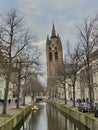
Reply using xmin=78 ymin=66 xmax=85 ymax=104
xmin=32 ymin=105 xmax=38 ymax=110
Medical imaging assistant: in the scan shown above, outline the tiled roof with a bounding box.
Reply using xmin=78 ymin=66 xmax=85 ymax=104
xmin=90 ymin=48 xmax=98 ymax=58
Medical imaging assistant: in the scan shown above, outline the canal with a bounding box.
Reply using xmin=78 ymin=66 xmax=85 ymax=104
xmin=19 ymin=102 xmax=90 ymax=130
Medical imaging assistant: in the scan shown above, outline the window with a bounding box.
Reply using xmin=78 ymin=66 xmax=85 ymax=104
xmin=93 ymin=72 xmax=95 ymax=83
xmin=55 ymin=47 xmax=57 ymax=50
xmin=97 ymin=63 xmax=98 ymax=69
xmin=55 ymin=51 xmax=58 ymax=60
xmin=49 ymin=52 xmax=52 ymax=61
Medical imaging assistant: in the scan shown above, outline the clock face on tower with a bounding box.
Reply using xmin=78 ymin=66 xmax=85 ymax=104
xmin=50 ymin=42 xmax=56 ymax=50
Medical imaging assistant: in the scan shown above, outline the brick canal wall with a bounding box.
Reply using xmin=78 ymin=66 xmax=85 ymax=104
xmin=47 ymin=100 xmax=98 ymax=130
xmin=0 ymin=106 xmax=31 ymax=130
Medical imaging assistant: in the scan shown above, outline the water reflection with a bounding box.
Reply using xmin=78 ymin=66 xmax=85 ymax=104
xmin=31 ymin=102 xmax=48 ymax=130
xmin=20 ymin=102 xmax=90 ymax=130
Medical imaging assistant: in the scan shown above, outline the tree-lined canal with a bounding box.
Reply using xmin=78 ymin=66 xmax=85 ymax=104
xmin=20 ymin=102 xmax=90 ymax=130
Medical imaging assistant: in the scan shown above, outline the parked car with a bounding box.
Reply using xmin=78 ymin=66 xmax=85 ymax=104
xmin=94 ymin=103 xmax=98 ymax=117
xmin=36 ymin=96 xmax=43 ymax=103
xmin=78 ymin=103 xmax=90 ymax=112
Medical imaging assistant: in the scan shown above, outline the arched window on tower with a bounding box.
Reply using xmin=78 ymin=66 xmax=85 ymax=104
xmin=49 ymin=47 xmax=51 ymax=50
xmin=49 ymin=52 xmax=52 ymax=61
xmin=55 ymin=51 xmax=58 ymax=61
xmin=55 ymin=46 xmax=57 ymax=50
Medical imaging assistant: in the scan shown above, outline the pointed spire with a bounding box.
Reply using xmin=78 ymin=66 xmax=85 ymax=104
xmin=57 ymin=33 xmax=62 ymax=46
xmin=46 ymin=35 xmax=49 ymax=44
xmin=51 ymin=23 xmax=57 ymax=38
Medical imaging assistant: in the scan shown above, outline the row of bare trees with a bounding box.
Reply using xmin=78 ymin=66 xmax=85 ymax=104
xmin=56 ymin=14 xmax=98 ymax=108
xmin=0 ymin=8 xmax=42 ymax=114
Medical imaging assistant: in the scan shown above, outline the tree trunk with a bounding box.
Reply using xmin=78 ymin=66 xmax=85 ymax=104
xmin=16 ymin=62 xmax=21 ymax=109
xmin=64 ymin=83 xmax=67 ymax=104
xmin=23 ymin=91 xmax=25 ymax=105
xmin=2 ymin=62 xmax=11 ymax=114
xmin=87 ymin=56 xmax=94 ymax=110
xmin=23 ymin=78 xmax=26 ymax=105
xmin=2 ymin=76 xmax=10 ymax=114
xmin=73 ymin=85 xmax=75 ymax=107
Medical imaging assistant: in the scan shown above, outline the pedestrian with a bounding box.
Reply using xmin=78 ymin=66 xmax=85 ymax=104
xmin=86 ymin=98 xmax=90 ymax=106
xmin=15 ymin=98 xmax=17 ymax=104
xmin=8 ymin=99 xmax=11 ymax=105
xmin=83 ymin=98 xmax=85 ymax=102
xmin=70 ymin=97 xmax=72 ymax=101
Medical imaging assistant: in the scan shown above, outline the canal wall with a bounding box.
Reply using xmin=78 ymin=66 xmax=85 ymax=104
xmin=0 ymin=105 xmax=31 ymax=130
xmin=47 ymin=100 xmax=98 ymax=130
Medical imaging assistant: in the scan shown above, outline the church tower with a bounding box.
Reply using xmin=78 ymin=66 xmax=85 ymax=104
xmin=46 ymin=24 xmax=63 ymax=97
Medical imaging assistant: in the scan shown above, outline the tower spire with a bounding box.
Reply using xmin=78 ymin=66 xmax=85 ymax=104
xmin=51 ymin=23 xmax=56 ymax=38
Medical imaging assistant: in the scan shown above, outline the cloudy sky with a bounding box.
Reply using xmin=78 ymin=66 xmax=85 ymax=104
xmin=0 ymin=0 xmax=98 ymax=85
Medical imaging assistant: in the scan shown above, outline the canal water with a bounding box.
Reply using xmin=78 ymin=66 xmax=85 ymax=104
xmin=19 ymin=102 xmax=90 ymax=130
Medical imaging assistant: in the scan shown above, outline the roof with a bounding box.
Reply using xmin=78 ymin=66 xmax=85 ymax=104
xmin=90 ymin=48 xmax=98 ymax=59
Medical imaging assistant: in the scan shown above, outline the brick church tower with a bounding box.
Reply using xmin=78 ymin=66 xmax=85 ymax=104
xmin=46 ymin=24 xmax=63 ymax=97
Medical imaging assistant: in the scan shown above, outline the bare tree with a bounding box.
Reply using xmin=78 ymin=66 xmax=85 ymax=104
xmin=12 ymin=43 xmax=42 ymax=108
xmin=77 ymin=16 xmax=98 ymax=108
xmin=55 ymin=59 xmax=67 ymax=104
xmin=0 ymin=8 xmax=35 ymax=114
xmin=66 ymin=43 xmax=81 ymax=107
xmin=26 ymin=76 xmax=43 ymax=99
xmin=21 ymin=53 xmax=42 ymax=106
xmin=55 ymin=41 xmax=81 ymax=106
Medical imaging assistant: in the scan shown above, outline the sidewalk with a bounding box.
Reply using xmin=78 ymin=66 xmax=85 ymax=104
xmin=53 ymin=98 xmax=76 ymax=106
xmin=0 ymin=102 xmax=16 ymax=124
xmin=0 ymin=101 xmax=25 ymax=125
xmin=0 ymin=103 xmax=31 ymax=130
xmin=0 ymin=101 xmax=16 ymax=114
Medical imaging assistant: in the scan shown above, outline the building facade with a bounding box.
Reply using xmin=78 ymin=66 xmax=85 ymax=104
xmin=76 ymin=49 xmax=98 ymax=101
xmin=91 ymin=49 xmax=98 ymax=100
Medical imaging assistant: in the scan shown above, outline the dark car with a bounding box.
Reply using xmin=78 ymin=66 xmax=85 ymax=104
xmin=94 ymin=104 xmax=98 ymax=117
xmin=78 ymin=103 xmax=90 ymax=112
